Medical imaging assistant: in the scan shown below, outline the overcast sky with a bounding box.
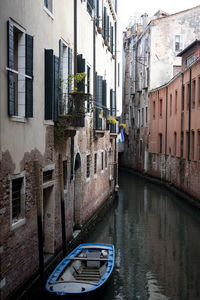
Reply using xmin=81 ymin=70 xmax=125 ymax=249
xmin=118 ymin=0 xmax=200 ymax=31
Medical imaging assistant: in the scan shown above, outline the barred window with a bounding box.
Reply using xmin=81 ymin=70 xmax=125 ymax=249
xmin=94 ymin=153 xmax=97 ymax=174
xmin=86 ymin=154 xmax=90 ymax=178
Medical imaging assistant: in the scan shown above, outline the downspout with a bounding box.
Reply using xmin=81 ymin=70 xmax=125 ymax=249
xmin=71 ymin=0 xmax=77 ymax=180
xmin=188 ymin=68 xmax=191 ymax=161
xmin=165 ymin=86 xmax=168 ymax=156
xmin=93 ymin=10 xmax=96 ymax=134
xmin=114 ymin=20 xmax=118 ymax=191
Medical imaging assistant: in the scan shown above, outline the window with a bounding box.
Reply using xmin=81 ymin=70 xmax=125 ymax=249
xmin=198 ymin=131 xmax=200 ymax=160
xmin=182 ymin=84 xmax=185 ymax=111
xmin=175 ymin=91 xmax=177 ymax=114
xmin=43 ymin=170 xmax=53 ymax=183
xmin=87 ymin=0 xmax=94 ymax=16
xmin=44 ymin=0 xmax=53 ymax=13
xmin=191 ymin=131 xmax=195 ymax=160
xmin=159 ymin=99 xmax=162 ymax=118
xmin=186 ymin=131 xmax=189 ymax=159
xmin=192 ymin=80 xmax=196 ymax=108
xmin=187 ymin=83 xmax=190 ymax=110
xmin=44 ymin=49 xmax=59 ymax=121
xmin=87 ymin=66 xmax=91 ymax=112
xmin=94 ymin=153 xmax=97 ymax=174
xmin=59 ymin=40 xmax=68 ymax=114
xmin=186 ymin=54 xmax=195 ymax=67
xmin=101 ymin=152 xmax=104 ymax=170
xmin=159 ymin=134 xmax=162 ymax=154
xmin=86 ymin=154 xmax=90 ymax=178
xmin=174 ymin=132 xmax=177 ymax=156
xmin=180 ymin=132 xmax=184 ymax=157
xmin=138 ymin=109 xmax=140 ymax=126
xmin=170 ymin=94 xmax=172 ymax=116
xmin=153 ymin=101 xmax=155 ymax=119
xmin=7 ymin=21 xmax=33 ymax=118
xmin=105 ymin=151 xmax=107 ymax=168
xmin=198 ymin=77 xmax=200 ymax=107
xmin=175 ymin=35 xmax=182 ymax=52
xmin=142 ymin=108 xmax=144 ymax=126
xmin=63 ymin=160 xmax=68 ymax=190
xmin=9 ymin=172 xmax=25 ymax=228
xmin=146 ymin=107 xmax=148 ymax=124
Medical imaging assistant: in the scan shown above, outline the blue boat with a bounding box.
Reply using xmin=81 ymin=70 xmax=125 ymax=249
xmin=46 ymin=243 xmax=115 ymax=298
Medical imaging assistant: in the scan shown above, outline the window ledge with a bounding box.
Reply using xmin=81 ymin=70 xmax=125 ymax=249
xmin=43 ymin=180 xmax=54 ymax=189
xmin=43 ymin=6 xmax=54 ymax=20
xmin=10 ymin=116 xmax=26 ymax=123
xmin=44 ymin=120 xmax=54 ymax=126
xmin=11 ymin=218 xmax=26 ymax=231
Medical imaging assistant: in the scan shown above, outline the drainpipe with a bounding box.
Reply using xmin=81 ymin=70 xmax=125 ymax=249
xmin=71 ymin=0 xmax=77 ymax=180
xmin=188 ymin=68 xmax=192 ymax=161
xmin=34 ymin=160 xmax=45 ymax=285
xmin=114 ymin=21 xmax=119 ymax=192
xmin=165 ymin=86 xmax=168 ymax=156
xmin=59 ymin=154 xmax=67 ymax=257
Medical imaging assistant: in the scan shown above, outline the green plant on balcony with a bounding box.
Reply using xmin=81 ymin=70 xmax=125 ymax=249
xmin=119 ymin=123 xmax=126 ymax=129
xmin=54 ymin=72 xmax=92 ymax=146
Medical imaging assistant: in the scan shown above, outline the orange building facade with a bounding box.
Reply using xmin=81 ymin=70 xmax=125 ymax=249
xmin=149 ymin=46 xmax=200 ymax=200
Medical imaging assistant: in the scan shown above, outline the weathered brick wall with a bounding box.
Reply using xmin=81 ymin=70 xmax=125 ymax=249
xmin=147 ymin=153 xmax=200 ymax=201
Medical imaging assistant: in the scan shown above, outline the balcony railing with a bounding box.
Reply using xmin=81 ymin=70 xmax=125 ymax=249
xmin=59 ymin=92 xmax=92 ymax=128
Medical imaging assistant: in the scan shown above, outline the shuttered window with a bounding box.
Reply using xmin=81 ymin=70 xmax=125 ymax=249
xmin=7 ymin=21 xmax=33 ymax=118
xmin=77 ymin=54 xmax=86 ymax=92
xmin=103 ymin=7 xmax=107 ymax=40
xmin=44 ymin=49 xmax=59 ymax=121
xmin=87 ymin=0 xmax=94 ymax=16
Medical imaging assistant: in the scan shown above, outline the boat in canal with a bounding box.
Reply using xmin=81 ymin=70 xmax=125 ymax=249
xmin=46 ymin=243 xmax=115 ymax=299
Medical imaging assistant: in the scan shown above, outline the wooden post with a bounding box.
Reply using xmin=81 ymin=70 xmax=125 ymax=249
xmin=59 ymin=154 xmax=67 ymax=257
xmin=34 ymin=160 xmax=45 ymax=285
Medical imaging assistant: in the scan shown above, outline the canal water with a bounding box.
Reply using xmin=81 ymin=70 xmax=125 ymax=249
xmin=86 ymin=170 xmax=200 ymax=300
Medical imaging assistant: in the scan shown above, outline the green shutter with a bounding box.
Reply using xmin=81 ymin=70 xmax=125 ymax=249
xmin=110 ymin=89 xmax=113 ymax=115
xmin=107 ymin=16 xmax=110 ymax=42
xmin=25 ymin=34 xmax=33 ymax=117
xmin=54 ymin=56 xmax=59 ymax=121
xmin=102 ymin=80 xmax=107 ymax=107
xmin=59 ymin=40 xmax=63 ymax=114
xmin=103 ymin=7 xmax=107 ymax=39
xmin=68 ymin=47 xmax=72 ymax=92
xmin=45 ymin=49 xmax=54 ymax=120
xmin=77 ymin=54 xmax=85 ymax=92
xmin=96 ymin=0 xmax=100 ymax=26
xmin=111 ymin=26 xmax=113 ymax=53
xmin=7 ymin=21 xmax=15 ymax=116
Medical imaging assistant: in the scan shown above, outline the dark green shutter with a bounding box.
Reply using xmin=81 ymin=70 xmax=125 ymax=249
xmin=107 ymin=16 xmax=110 ymax=42
xmin=45 ymin=49 xmax=54 ymax=120
xmin=77 ymin=54 xmax=85 ymax=92
xmin=103 ymin=7 xmax=107 ymax=39
xmin=102 ymin=80 xmax=107 ymax=107
xmin=96 ymin=76 xmax=103 ymax=129
xmin=7 ymin=21 xmax=15 ymax=116
xmin=110 ymin=89 xmax=113 ymax=115
xmin=54 ymin=55 xmax=59 ymax=121
xmin=96 ymin=0 xmax=100 ymax=27
xmin=68 ymin=47 xmax=72 ymax=92
xmin=59 ymin=40 xmax=63 ymax=114
xmin=111 ymin=26 xmax=113 ymax=53
xmin=25 ymin=34 xmax=33 ymax=117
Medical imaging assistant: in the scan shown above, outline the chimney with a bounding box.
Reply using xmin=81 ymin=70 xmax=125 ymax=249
xmin=141 ymin=13 xmax=148 ymax=30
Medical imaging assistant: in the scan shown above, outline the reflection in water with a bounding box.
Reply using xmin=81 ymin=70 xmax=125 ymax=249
xmin=87 ymin=171 xmax=200 ymax=300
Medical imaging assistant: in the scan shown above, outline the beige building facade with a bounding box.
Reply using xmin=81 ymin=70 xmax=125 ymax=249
xmin=0 ymin=0 xmax=118 ymax=298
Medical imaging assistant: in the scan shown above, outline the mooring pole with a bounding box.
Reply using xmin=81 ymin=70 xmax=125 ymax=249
xmin=59 ymin=154 xmax=67 ymax=257
xmin=34 ymin=160 xmax=45 ymax=285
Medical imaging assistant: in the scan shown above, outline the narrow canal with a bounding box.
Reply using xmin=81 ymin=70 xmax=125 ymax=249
xmin=86 ymin=170 xmax=200 ymax=300
xmin=21 ymin=170 xmax=200 ymax=299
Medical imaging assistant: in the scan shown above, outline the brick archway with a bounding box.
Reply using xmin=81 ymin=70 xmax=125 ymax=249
xmin=74 ymin=153 xmax=82 ymax=229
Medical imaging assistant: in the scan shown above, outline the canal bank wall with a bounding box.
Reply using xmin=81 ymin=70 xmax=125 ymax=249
xmin=8 ymin=192 xmax=117 ymax=300
xmin=119 ymin=166 xmax=200 ymax=211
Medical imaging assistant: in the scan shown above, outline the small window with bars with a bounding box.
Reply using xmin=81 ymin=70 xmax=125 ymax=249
xmin=63 ymin=160 xmax=68 ymax=190
xmin=43 ymin=170 xmax=53 ymax=183
xmin=105 ymin=151 xmax=107 ymax=168
xmin=94 ymin=153 xmax=97 ymax=174
xmin=10 ymin=173 xmax=25 ymax=226
xmin=86 ymin=154 xmax=91 ymax=178
xmin=101 ymin=152 xmax=104 ymax=170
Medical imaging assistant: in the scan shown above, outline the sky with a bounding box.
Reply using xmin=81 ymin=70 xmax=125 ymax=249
xmin=118 ymin=0 xmax=200 ymax=31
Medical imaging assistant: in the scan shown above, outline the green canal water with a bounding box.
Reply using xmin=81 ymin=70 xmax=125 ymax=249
xmin=87 ymin=170 xmax=200 ymax=300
